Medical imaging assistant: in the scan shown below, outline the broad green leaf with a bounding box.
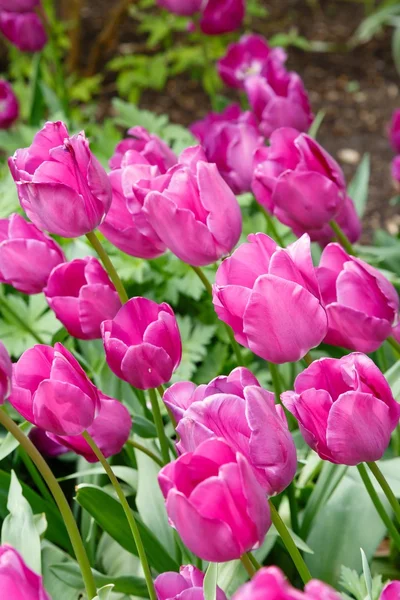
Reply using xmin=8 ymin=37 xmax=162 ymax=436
xmin=42 ymin=542 xmax=81 ymax=600
xmin=58 ymin=466 xmax=137 ymax=491
xmin=385 ymin=360 xmax=400 ymax=401
xmin=347 ymin=153 xmax=370 ymax=218
xmin=29 ymin=52 xmax=45 ymax=126
xmin=204 ymin=563 xmax=218 ymax=600
xmin=0 ymin=421 xmax=32 ymax=460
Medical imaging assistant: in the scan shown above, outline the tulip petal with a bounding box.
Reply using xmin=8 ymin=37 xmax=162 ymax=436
xmin=79 ymin=284 xmax=121 ymax=338
xmin=212 ymin=284 xmax=251 ymax=346
xmin=48 ymin=296 xmax=84 ymax=338
xmin=144 ymin=309 xmax=182 ymax=368
xmin=162 ymin=381 xmax=198 ymax=423
xmin=237 ymin=453 xmax=271 ymax=542
xmin=12 ymin=344 xmax=53 ymax=393
xmin=121 ymin=343 xmax=173 ymax=389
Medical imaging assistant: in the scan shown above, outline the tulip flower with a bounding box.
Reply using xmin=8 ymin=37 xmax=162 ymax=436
xmin=381 ymin=581 xmax=400 ymax=600
xmin=0 ymin=341 xmax=12 ymax=403
xmin=155 ymin=565 xmax=227 ymax=600
xmin=392 ymin=156 xmax=400 ymax=184
xmin=252 ymin=128 xmax=361 ymax=244
xmin=389 ymin=109 xmax=400 ymax=153
xmin=158 ymin=437 xmax=271 ymax=562
xmin=0 ymin=213 xmax=64 ymax=294
xmin=10 ymin=343 xmax=100 ymax=436
xmin=200 ymin=0 xmax=245 ymax=35
xmin=316 ymin=243 xmax=399 ymax=352
xmin=109 ymin=126 xmax=177 ymax=172
xmin=0 ymin=545 xmax=50 ymax=599
xmin=0 ymin=11 xmax=47 ymax=52
xmin=213 ymin=233 xmax=327 ymax=363
xmin=44 ymin=256 xmax=121 ymax=340
xmin=156 ymin=0 xmax=203 ymax=16
xmin=9 ymin=121 xmax=112 ymax=237
xmin=190 ymin=104 xmax=265 ymax=194
xmin=0 ymin=0 xmax=39 ymax=10
xmin=144 ymin=146 xmax=242 ymax=266
xmin=29 ymin=427 xmax=68 ymax=457
xmin=0 ymin=79 xmax=19 ymax=129
xmin=102 ymin=297 xmax=181 ymax=390
xmin=282 ymin=353 xmax=400 ymax=465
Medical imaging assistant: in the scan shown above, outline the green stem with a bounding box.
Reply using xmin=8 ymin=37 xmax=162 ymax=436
xmin=329 ymin=220 xmax=356 ymax=255
xmin=0 ymin=408 xmax=97 ymax=599
xmin=247 ymin=551 xmax=262 ymax=571
xmin=19 ymin=447 xmax=55 ymax=505
xmin=240 ymin=553 xmax=256 ymax=577
xmin=0 ymin=296 xmax=44 ymax=344
xmin=259 ymin=205 xmax=285 ymax=247
xmin=82 ymin=431 xmax=157 ymax=600
xmin=191 ymin=265 xmax=213 ymax=295
xmin=287 ymin=482 xmax=300 ymax=535
xmin=367 ymin=462 xmax=400 ymax=525
xmin=357 ymin=464 xmax=400 ymax=551
xmin=269 ymin=363 xmax=282 ymax=404
xmin=269 ymin=500 xmax=312 ymax=584
xmin=125 ymin=439 xmax=163 ymax=468
xmin=86 ymin=231 xmax=129 ymax=304
xmin=303 ymin=352 xmax=313 ymax=366
xmin=387 ymin=336 xmax=400 ymax=357
xmin=148 ymin=388 xmax=170 ymax=465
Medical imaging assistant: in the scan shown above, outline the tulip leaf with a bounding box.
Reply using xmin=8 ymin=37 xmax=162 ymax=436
xmin=361 ymin=548 xmax=373 ymax=600
xmin=347 ymin=153 xmax=370 ymax=218
xmin=94 ymin=584 xmax=114 ymax=600
xmin=0 ymin=421 xmax=32 ymax=461
xmin=204 ymin=563 xmax=218 ymax=600
xmin=385 ymin=360 xmax=400 ymax=401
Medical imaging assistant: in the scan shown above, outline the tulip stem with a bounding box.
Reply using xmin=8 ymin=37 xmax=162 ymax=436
xmin=329 ymin=220 xmax=356 ymax=255
xmin=287 ymin=482 xmax=300 ymax=535
xmin=269 ymin=500 xmax=312 ymax=584
xmin=0 ymin=296 xmax=44 ymax=344
xmin=157 ymin=385 xmax=178 ymax=429
xmin=0 ymin=408 xmax=97 ymax=600
xmin=247 ymin=551 xmax=262 ymax=571
xmin=125 ymin=439 xmax=164 ymax=468
xmin=149 ymin=388 xmax=171 ymax=465
xmin=82 ymin=431 xmax=157 ymax=600
xmin=367 ymin=462 xmax=400 ymax=525
xmin=387 ymin=336 xmax=400 ymax=357
xmin=357 ymin=464 xmax=400 ymax=551
xmin=303 ymin=352 xmax=313 ymax=366
xmin=86 ymin=231 xmax=129 ymax=304
xmin=259 ymin=206 xmax=285 ymax=247
xmin=269 ymin=363 xmax=283 ymax=404
xmin=240 ymin=553 xmax=256 ymax=577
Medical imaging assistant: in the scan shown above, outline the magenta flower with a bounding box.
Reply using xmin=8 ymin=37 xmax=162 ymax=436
xmin=155 ymin=565 xmax=227 ymax=600
xmin=217 ymin=34 xmax=287 ymax=90
xmin=29 ymin=427 xmax=68 ymax=457
xmin=0 ymin=11 xmax=47 ymax=52
xmin=156 ymin=0 xmax=203 ymax=16
xmin=0 ymin=342 xmax=12 ymax=403
xmin=213 ymin=233 xmax=327 ymax=363
xmin=9 ymin=121 xmax=112 ymax=237
xmin=317 ymin=243 xmax=399 ymax=352
xmin=282 ymin=353 xmax=400 ymax=465
xmin=190 ymin=104 xmax=265 ymax=194
xmin=10 ymin=343 xmax=100 ymax=436
xmin=109 ymin=126 xmax=177 ymax=172
xmin=0 ymin=213 xmax=64 ymax=294
xmin=0 ymin=545 xmax=50 ymax=599
xmin=144 ymin=146 xmax=242 ymax=266
xmin=252 ymin=128 xmax=361 ymax=244
xmin=392 ymin=156 xmax=400 ymax=183
xmin=158 ymin=437 xmax=271 ymax=562
xmin=0 ymin=0 xmax=39 ymax=11
xmin=200 ymin=0 xmax=245 ymax=34
xmin=0 ymin=79 xmax=19 ymax=129
xmin=389 ymin=109 xmax=400 ymax=153
xmin=381 ymin=581 xmax=400 ymax=600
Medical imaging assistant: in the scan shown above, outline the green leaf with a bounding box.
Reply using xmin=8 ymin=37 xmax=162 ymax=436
xmin=393 ymin=26 xmax=400 ymax=76
xmin=29 ymin=52 xmax=45 ymax=126
xmin=0 ymin=421 xmax=32 ymax=461
xmin=94 ymin=585 xmax=114 ymax=600
xmin=308 ymin=110 xmax=326 ymax=140
xmin=172 ymin=315 xmax=216 ymax=382
xmin=204 ymin=563 xmax=218 ymax=600
xmin=347 ymin=153 xmax=370 ymax=217
xmin=42 ymin=542 xmax=81 ymax=600
xmin=385 ymin=360 xmax=400 ymax=401
xmin=57 ymin=466 xmax=137 ymax=490
xmin=361 ymin=548 xmax=373 ymax=600
xmin=132 ymin=415 xmax=157 ymax=438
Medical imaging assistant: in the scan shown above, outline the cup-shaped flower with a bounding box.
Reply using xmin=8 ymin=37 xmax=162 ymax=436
xmin=0 ymin=79 xmax=19 ymax=129
xmin=144 ymin=146 xmax=242 ymax=266
xmin=158 ymin=437 xmax=271 ymax=562
xmin=213 ymin=232 xmax=327 ymax=363
xmin=9 ymin=121 xmax=112 ymax=237
xmin=0 ymin=545 xmax=50 ymax=599
xmin=316 ymin=243 xmax=399 ymax=352
xmin=252 ymin=127 xmax=361 ymax=244
xmin=102 ymin=297 xmax=181 ymax=390
xmin=0 ymin=342 xmax=12 ymax=403
xmin=0 ymin=213 xmax=65 ymax=294
xmin=0 ymin=12 xmax=47 ymax=52
xmin=109 ymin=126 xmax=177 ymax=172
xmin=155 ymin=565 xmax=227 ymax=600
xmin=217 ymin=34 xmax=287 ymax=90
xmin=156 ymin=0 xmax=203 ymax=16
xmin=389 ymin=109 xmax=400 ymax=153
xmin=0 ymin=0 xmax=39 ymax=11
xmin=44 ymin=256 xmax=121 ymax=340
xmin=190 ymin=104 xmax=265 ymax=194
xmin=199 ymin=0 xmax=245 ymax=35
xmin=381 ymin=581 xmax=400 ymax=600
xmin=282 ymin=353 xmax=400 ymax=465
xmin=10 ymin=342 xmax=100 ymax=436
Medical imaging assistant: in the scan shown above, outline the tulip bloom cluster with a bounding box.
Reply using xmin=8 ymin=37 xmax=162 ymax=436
xmin=0 ymin=0 xmax=47 ymax=52
xmin=157 ymin=0 xmax=245 ymax=34
xmin=0 ymin=79 xmax=19 ymax=129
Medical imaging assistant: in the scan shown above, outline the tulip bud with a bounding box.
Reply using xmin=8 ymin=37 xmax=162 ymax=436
xmin=155 ymin=565 xmax=227 ymax=600
xmin=282 ymin=353 xmax=400 ymax=465
xmin=9 ymin=121 xmax=112 ymax=237
xmin=381 ymin=581 xmax=400 ymax=600
xmin=213 ymin=233 xmax=327 ymax=363
xmin=0 ymin=11 xmax=47 ymax=52
xmin=109 ymin=126 xmax=177 ymax=172
xmin=0 ymin=341 xmax=12 ymax=403
xmin=200 ymin=0 xmax=245 ymax=35
xmin=156 ymin=0 xmax=203 ymax=16
xmin=0 ymin=79 xmax=19 ymax=129
xmin=0 ymin=545 xmax=50 ymax=599
xmin=0 ymin=213 xmax=64 ymax=294
xmin=389 ymin=109 xmax=400 ymax=153
xmin=158 ymin=438 xmax=271 ymax=562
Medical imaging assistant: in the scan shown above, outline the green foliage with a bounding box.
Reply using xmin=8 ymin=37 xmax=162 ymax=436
xmin=340 ymin=565 xmax=384 ymax=600
xmin=172 ymin=315 xmax=216 ymax=381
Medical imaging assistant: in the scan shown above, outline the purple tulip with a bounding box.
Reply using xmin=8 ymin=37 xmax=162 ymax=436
xmin=0 ymin=213 xmax=65 ymax=294
xmin=200 ymin=0 xmax=245 ymax=35
xmin=0 ymin=545 xmax=50 ymax=599
xmin=282 ymin=353 xmax=400 ymax=465
xmin=0 ymin=0 xmax=39 ymax=11
xmin=155 ymin=565 xmax=227 ymax=600
xmin=190 ymin=104 xmax=265 ymax=194
xmin=156 ymin=0 xmax=203 ymax=16
xmin=389 ymin=109 xmax=400 ymax=153
xmin=381 ymin=581 xmax=400 ymax=600
xmin=0 ymin=342 xmax=12 ymax=403
xmin=9 ymin=121 xmax=112 ymax=237
xmin=316 ymin=243 xmax=399 ymax=352
xmin=0 ymin=79 xmax=19 ymax=129
xmin=29 ymin=427 xmax=68 ymax=457
xmin=109 ymin=126 xmax=177 ymax=172
xmin=213 ymin=233 xmax=328 ymax=364
xmin=0 ymin=11 xmax=47 ymax=52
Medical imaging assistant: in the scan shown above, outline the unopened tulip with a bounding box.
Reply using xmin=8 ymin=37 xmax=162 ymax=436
xmin=109 ymin=126 xmax=177 ymax=172
xmin=156 ymin=0 xmax=203 ymax=16
xmin=381 ymin=581 xmax=400 ymax=600
xmin=190 ymin=104 xmax=265 ymax=194
xmin=44 ymin=256 xmax=121 ymax=340
xmin=389 ymin=109 xmax=400 ymax=153
xmin=0 ymin=342 xmax=12 ymax=403
xmin=102 ymin=297 xmax=181 ymax=390
xmin=10 ymin=343 xmax=100 ymax=436
xmin=316 ymin=243 xmax=399 ymax=352
xmin=213 ymin=233 xmax=327 ymax=363
xmin=0 ymin=11 xmax=47 ymax=52
xmin=144 ymin=146 xmax=242 ymax=266
xmin=282 ymin=353 xmax=400 ymax=465
xmin=0 ymin=213 xmax=64 ymax=294
xmin=200 ymin=0 xmax=245 ymax=35
xmin=0 ymin=79 xmax=19 ymax=129
xmin=158 ymin=437 xmax=271 ymax=562
xmin=252 ymin=128 xmax=361 ymax=244
xmin=9 ymin=121 xmax=112 ymax=237
xmin=155 ymin=565 xmax=227 ymax=600
xmin=0 ymin=545 xmax=50 ymax=599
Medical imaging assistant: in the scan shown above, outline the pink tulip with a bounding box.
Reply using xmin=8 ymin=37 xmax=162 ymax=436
xmin=0 ymin=0 xmax=39 ymax=11
xmin=44 ymin=256 xmax=121 ymax=340
xmin=10 ymin=342 xmax=100 ymax=436
xmin=9 ymin=121 xmax=112 ymax=237
xmin=156 ymin=0 xmax=203 ymax=16
xmin=316 ymin=243 xmax=399 ymax=352
xmin=0 ymin=213 xmax=64 ymax=294
xmin=245 ymin=71 xmax=313 ymax=137
xmin=0 ymin=79 xmax=19 ymax=129
xmin=392 ymin=156 xmax=400 ymax=183
xmin=0 ymin=342 xmax=12 ymax=403
xmin=0 ymin=545 xmax=50 ymax=599
xmin=282 ymin=353 xmax=400 ymax=465
xmin=102 ymin=297 xmax=181 ymax=390
xmin=252 ymin=128 xmax=361 ymax=244
xmin=190 ymin=104 xmax=265 ymax=194
xmin=29 ymin=427 xmax=68 ymax=457
xmin=155 ymin=565 xmax=227 ymax=600
xmin=0 ymin=11 xmax=47 ymax=52
xmin=213 ymin=233 xmax=327 ymax=363
xmin=165 ymin=367 xmax=297 ymax=495
xmin=158 ymin=437 xmax=271 ymax=562
xmin=217 ymin=34 xmax=287 ymax=90
xmin=109 ymin=126 xmax=177 ymax=172
xmin=381 ymin=581 xmax=400 ymax=600
xmin=389 ymin=109 xmax=400 ymax=153
xmin=144 ymin=146 xmax=242 ymax=266
xmin=200 ymin=0 xmax=245 ymax=35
